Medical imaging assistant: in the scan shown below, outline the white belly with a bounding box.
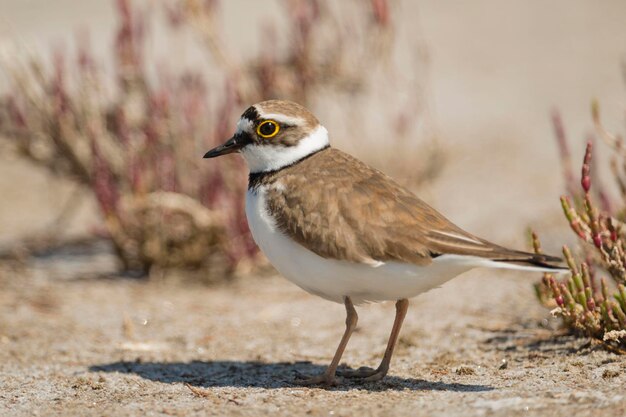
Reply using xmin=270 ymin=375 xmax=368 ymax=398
xmin=245 ymin=186 xmax=478 ymax=304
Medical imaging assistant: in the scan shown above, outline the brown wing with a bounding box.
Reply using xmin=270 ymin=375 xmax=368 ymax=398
xmin=264 ymin=148 xmax=561 ymax=268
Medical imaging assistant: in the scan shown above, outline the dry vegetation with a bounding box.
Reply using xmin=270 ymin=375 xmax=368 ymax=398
xmin=0 ymin=0 xmax=437 ymax=279
xmin=534 ymin=103 xmax=626 ymax=350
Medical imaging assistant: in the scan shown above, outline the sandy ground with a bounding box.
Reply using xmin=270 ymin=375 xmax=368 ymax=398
xmin=1 ymin=245 xmax=626 ymax=417
xmin=2 ymin=0 xmax=626 ymax=416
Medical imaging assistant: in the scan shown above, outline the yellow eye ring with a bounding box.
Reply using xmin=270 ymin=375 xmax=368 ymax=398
xmin=256 ymin=120 xmax=280 ymax=138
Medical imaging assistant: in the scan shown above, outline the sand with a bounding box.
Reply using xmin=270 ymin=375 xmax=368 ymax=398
xmin=1 ymin=248 xmax=625 ymax=417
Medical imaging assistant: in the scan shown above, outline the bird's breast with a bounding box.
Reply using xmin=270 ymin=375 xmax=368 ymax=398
xmin=243 ymin=185 xmax=476 ymax=304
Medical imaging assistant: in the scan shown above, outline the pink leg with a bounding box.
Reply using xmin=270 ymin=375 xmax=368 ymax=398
xmin=295 ymin=296 xmax=358 ymax=386
xmin=339 ymin=299 xmax=409 ymax=381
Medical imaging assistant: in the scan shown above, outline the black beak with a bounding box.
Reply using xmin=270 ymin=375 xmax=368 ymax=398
xmin=203 ymin=136 xmax=245 ymax=158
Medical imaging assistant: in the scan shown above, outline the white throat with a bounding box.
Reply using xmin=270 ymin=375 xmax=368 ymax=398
xmin=241 ymin=125 xmax=329 ymax=173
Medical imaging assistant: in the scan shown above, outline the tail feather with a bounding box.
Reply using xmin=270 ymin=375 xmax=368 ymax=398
xmin=484 ymin=252 xmax=568 ymax=273
xmin=425 ymin=229 xmax=568 ymax=273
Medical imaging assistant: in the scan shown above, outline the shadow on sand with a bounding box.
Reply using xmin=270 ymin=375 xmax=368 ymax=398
xmin=90 ymin=360 xmax=493 ymax=392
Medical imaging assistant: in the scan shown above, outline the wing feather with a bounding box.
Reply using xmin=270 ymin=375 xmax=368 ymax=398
xmin=263 ymin=148 xmax=561 ymax=268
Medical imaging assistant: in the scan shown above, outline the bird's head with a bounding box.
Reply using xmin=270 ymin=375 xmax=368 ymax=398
xmin=203 ymin=100 xmax=329 ymax=173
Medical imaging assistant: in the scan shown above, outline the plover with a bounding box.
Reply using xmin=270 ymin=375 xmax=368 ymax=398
xmin=204 ymin=99 xmax=564 ymax=385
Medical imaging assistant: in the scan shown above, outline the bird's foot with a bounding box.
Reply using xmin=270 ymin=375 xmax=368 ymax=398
xmin=361 ymin=369 xmax=388 ymax=382
xmin=338 ymin=366 xmax=388 ymax=382
xmin=338 ymin=366 xmax=377 ymax=378
xmin=294 ymin=371 xmax=342 ymax=386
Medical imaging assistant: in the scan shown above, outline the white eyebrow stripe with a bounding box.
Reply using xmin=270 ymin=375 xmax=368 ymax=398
xmin=236 ymin=118 xmax=254 ymax=134
xmin=256 ymin=113 xmax=305 ymax=126
xmin=430 ymin=230 xmax=484 ymax=245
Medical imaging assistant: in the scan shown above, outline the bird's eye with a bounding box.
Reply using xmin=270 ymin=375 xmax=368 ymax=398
xmin=257 ymin=120 xmax=280 ymax=138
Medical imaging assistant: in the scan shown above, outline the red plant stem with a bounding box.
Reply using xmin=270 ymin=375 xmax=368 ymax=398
xmin=581 ymin=140 xmax=592 ymax=193
xmin=371 ymin=0 xmax=390 ymax=27
xmin=552 ymin=110 xmax=576 ymax=197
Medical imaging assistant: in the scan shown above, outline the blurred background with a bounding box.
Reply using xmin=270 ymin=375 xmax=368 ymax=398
xmin=2 ymin=1 xmax=626 ymax=414
xmin=1 ymin=0 xmax=625 ymax=276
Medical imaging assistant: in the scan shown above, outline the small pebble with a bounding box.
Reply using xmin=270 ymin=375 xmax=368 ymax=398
xmin=455 ymin=366 xmax=475 ymax=376
xmin=602 ymin=369 xmax=619 ymax=379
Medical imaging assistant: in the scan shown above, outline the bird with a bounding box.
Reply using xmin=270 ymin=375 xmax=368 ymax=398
xmin=203 ymin=99 xmax=565 ymax=386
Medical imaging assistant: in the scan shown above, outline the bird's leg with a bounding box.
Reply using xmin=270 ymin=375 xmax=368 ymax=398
xmin=294 ymin=296 xmax=358 ymax=386
xmin=339 ymin=299 xmax=409 ymax=381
